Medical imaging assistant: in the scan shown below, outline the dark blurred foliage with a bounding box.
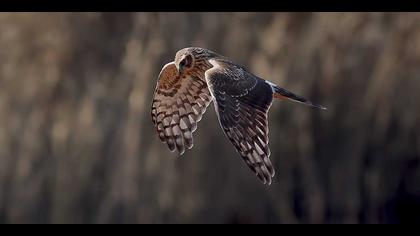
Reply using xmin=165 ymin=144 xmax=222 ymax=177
xmin=0 ymin=12 xmax=420 ymax=224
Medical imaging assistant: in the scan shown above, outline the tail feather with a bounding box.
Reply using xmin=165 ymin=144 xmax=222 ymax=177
xmin=268 ymin=82 xmax=326 ymax=110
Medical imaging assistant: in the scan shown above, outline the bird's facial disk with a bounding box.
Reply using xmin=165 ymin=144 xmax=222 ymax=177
xmin=177 ymin=54 xmax=194 ymax=74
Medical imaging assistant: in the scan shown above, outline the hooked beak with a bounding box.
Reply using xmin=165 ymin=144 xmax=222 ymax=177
xmin=177 ymin=64 xmax=185 ymax=75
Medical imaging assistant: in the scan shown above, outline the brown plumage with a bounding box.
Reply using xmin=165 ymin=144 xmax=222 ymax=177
xmin=151 ymin=47 xmax=326 ymax=185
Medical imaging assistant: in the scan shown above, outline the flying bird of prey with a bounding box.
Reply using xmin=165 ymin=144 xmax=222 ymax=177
xmin=151 ymin=47 xmax=326 ymax=185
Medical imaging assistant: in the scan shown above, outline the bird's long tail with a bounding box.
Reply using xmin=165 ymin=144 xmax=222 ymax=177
xmin=268 ymin=82 xmax=327 ymax=110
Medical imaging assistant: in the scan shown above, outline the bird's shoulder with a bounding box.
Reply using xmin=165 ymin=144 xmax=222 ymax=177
xmin=204 ymin=58 xmax=262 ymax=97
xmin=206 ymin=58 xmax=256 ymax=81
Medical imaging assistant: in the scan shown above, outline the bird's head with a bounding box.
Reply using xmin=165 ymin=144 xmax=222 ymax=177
xmin=174 ymin=49 xmax=195 ymax=75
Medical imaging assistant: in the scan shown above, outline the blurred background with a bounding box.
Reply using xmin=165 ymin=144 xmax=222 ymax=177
xmin=0 ymin=12 xmax=420 ymax=224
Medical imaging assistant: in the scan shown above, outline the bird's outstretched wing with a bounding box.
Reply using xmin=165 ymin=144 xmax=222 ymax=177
xmin=151 ymin=62 xmax=213 ymax=155
xmin=205 ymin=60 xmax=275 ymax=185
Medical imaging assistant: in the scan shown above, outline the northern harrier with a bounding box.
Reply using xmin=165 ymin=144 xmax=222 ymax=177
xmin=151 ymin=47 xmax=325 ymax=185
